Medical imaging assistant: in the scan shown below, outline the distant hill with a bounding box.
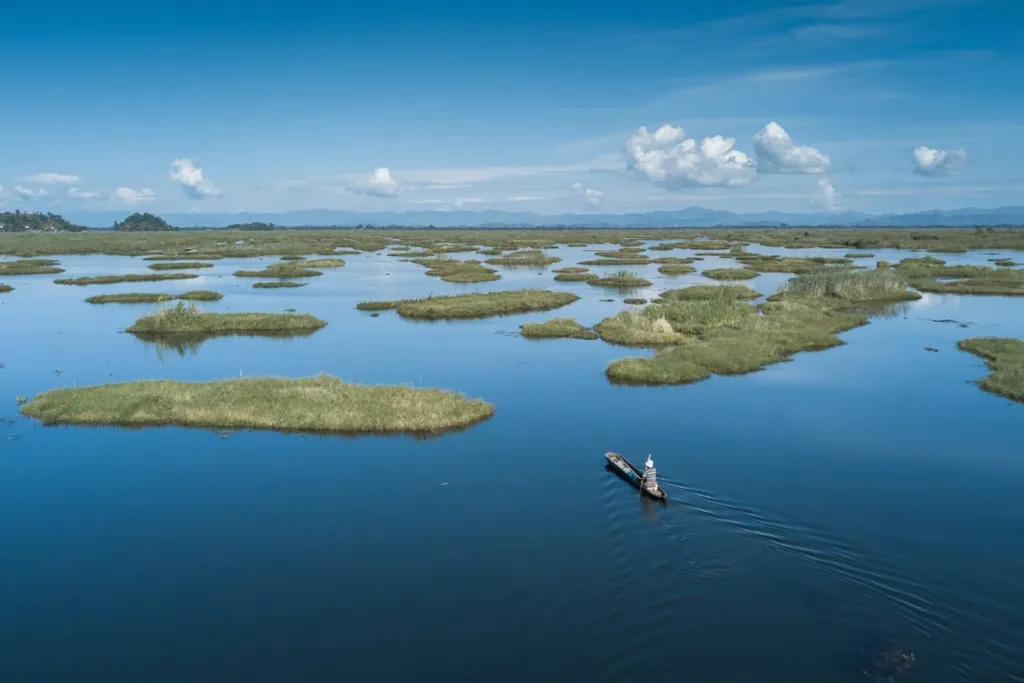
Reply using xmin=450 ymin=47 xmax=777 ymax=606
xmin=113 ymin=212 xmax=175 ymax=232
xmin=64 ymin=206 xmax=1024 ymax=229
xmin=0 ymin=211 xmax=84 ymax=233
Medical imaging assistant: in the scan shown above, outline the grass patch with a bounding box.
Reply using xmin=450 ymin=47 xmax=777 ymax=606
xmin=775 ymin=266 xmax=920 ymax=303
xmin=845 ymin=252 xmax=875 ymax=258
xmin=658 ymin=264 xmax=697 ymax=275
xmin=593 ymin=249 xmax=652 ymax=260
xmin=253 ymin=281 xmax=308 ymax=288
xmin=147 ymin=261 xmax=215 ymax=271
xmin=579 ymin=257 xmax=651 ymax=266
xmin=661 ymin=284 xmax=760 ymax=301
xmin=554 ymin=266 xmax=589 ymax=273
xmin=991 ymin=259 xmax=1018 ymax=267
xmin=588 ymin=270 xmax=652 ymax=288
xmin=734 ymin=254 xmax=851 ymax=274
xmin=86 ymin=291 xmax=222 ymax=304
xmin=126 ymin=302 xmax=326 ymax=336
xmin=650 ymin=257 xmax=695 ymax=264
xmin=20 ymin=375 xmax=495 ymax=436
xmin=554 ymin=272 xmax=599 ymax=282
xmin=278 ymin=255 xmax=307 ymax=261
xmin=411 ymin=257 xmax=500 ymax=283
xmin=486 ymin=250 xmax=561 ymax=267
xmin=594 ymin=309 xmax=688 ymax=346
xmin=297 ymin=258 xmax=346 ymax=268
xmin=55 ymin=273 xmax=198 ymax=286
xmin=624 ymin=298 xmax=647 ymax=305
xmin=702 ymin=268 xmax=757 ymax=281
xmin=519 ymin=318 xmax=598 ymax=340
xmin=0 ymin=284 xmax=12 ymax=293
xmin=143 ymin=254 xmax=224 ymax=261
xmin=957 ymin=337 xmax=1024 ymax=403
xmin=234 ymin=263 xmax=325 ymax=278
xmin=895 ymin=258 xmax=1024 ymax=296
xmin=359 ymin=289 xmax=579 ymax=320
xmin=0 ymin=259 xmax=64 ymax=275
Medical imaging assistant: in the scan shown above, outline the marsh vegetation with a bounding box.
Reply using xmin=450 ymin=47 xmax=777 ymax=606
xmin=54 ymin=273 xmax=199 ymax=286
xmin=252 ymin=281 xmax=308 ymax=288
xmin=85 ymin=291 xmax=223 ymax=304
xmin=957 ymin=337 xmax=1024 ymax=402
xmin=147 ymin=261 xmax=215 ymax=271
xmin=0 ymin=258 xmax=64 ymax=275
xmin=702 ymin=268 xmax=758 ymax=281
xmin=20 ymin=375 xmax=495 ymax=435
xmin=411 ymin=256 xmax=500 ymax=283
xmin=126 ymin=302 xmax=326 ymax=336
xmin=358 ymin=289 xmax=579 ymax=320
xmin=519 ymin=318 xmax=598 ymax=340
xmin=587 ymin=270 xmax=652 ymax=288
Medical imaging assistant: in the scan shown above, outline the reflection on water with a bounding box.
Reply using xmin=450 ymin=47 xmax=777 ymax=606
xmin=132 ymin=329 xmax=323 ymax=359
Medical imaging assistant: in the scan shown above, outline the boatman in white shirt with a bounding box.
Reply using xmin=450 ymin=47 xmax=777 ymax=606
xmin=642 ymin=455 xmax=657 ymax=493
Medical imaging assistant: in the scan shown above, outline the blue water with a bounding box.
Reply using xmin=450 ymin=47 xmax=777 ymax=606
xmin=1 ymin=244 xmax=1023 ymax=682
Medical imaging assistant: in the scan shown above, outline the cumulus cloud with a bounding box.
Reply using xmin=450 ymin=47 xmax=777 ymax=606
xmin=12 ymin=185 xmax=48 ymax=199
xmin=351 ymin=167 xmax=402 ymax=197
xmin=753 ymin=121 xmax=830 ymax=174
xmin=114 ymin=187 xmax=156 ymax=204
xmin=21 ymin=173 xmax=81 ymax=185
xmin=507 ymin=195 xmax=542 ymax=202
xmin=572 ymin=181 xmax=604 ymax=205
xmin=68 ymin=187 xmax=107 ymax=201
xmin=169 ymin=158 xmax=221 ymax=199
xmin=817 ymin=177 xmax=842 ymax=210
xmin=626 ymin=125 xmax=756 ymax=189
xmin=913 ymin=146 xmax=967 ymax=177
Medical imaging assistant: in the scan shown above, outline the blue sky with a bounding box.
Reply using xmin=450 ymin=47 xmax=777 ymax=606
xmin=1 ymin=0 xmax=1021 ymax=216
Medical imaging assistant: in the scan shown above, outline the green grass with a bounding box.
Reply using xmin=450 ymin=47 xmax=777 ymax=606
xmin=554 ymin=266 xmax=589 ymax=273
xmin=593 ymin=249 xmax=652 ymax=260
xmin=587 ymin=270 xmax=652 ymax=288
xmin=519 ymin=318 xmax=598 ymax=340
xmin=86 ymin=291 xmax=223 ymax=304
xmin=845 ymin=252 xmax=875 ymax=258
xmin=485 ymin=250 xmax=561 ymax=267
xmin=234 ymin=263 xmax=325 ymax=278
xmin=895 ymin=257 xmax=1024 ymax=295
xmin=624 ymin=298 xmax=647 ymax=305
xmin=991 ymin=259 xmax=1018 ymax=267
xmin=297 ymin=258 xmax=346 ymax=268
xmin=411 ymin=257 xmax=500 ymax=283
xmin=593 ymin=309 xmax=687 ymax=346
xmin=650 ymin=257 xmax=696 ymax=264
xmin=0 ymin=259 xmax=64 ymax=275
xmin=734 ymin=254 xmax=852 ymax=273
xmin=126 ymin=302 xmax=326 ymax=335
xmin=147 ymin=261 xmax=215 ymax=270
xmin=143 ymin=254 xmax=224 ymax=260
xmin=0 ymin=284 xmax=12 ymax=293
xmin=553 ymin=272 xmax=598 ymax=282
xmin=660 ymin=284 xmax=760 ymax=301
xmin=358 ymin=289 xmax=579 ymax=320
xmin=579 ymin=258 xmax=651 ymax=266
xmin=702 ymin=268 xmax=757 ymax=281
xmin=775 ymin=266 xmax=920 ymax=303
xmin=658 ymin=264 xmax=697 ymax=275
xmin=20 ymin=375 xmax=495 ymax=435
xmin=253 ymin=281 xmax=308 ymax=288
xmin=957 ymin=337 xmax=1024 ymax=403
xmin=55 ymin=273 xmax=198 ymax=286
xmin=278 ymin=255 xmax=307 ymax=261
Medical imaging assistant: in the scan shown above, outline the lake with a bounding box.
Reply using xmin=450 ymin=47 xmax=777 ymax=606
xmin=1 ymin=243 xmax=1022 ymax=682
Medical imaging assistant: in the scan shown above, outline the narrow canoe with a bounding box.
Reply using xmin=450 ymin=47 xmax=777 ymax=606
xmin=604 ymin=452 xmax=667 ymax=501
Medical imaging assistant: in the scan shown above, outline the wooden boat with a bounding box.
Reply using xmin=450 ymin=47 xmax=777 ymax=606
xmin=604 ymin=452 xmax=667 ymax=501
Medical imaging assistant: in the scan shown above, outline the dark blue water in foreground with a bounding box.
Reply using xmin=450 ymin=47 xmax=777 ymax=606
xmin=1 ymin=245 xmax=1023 ymax=682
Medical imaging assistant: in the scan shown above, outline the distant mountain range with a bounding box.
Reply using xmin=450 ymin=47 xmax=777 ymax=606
xmin=64 ymin=206 xmax=1024 ymax=229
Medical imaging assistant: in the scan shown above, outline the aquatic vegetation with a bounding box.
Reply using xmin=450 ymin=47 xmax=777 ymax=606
xmin=957 ymin=337 xmax=1024 ymax=403
xmin=895 ymin=257 xmax=1024 ymax=295
xmin=278 ymin=255 xmax=307 ymax=261
xmin=650 ymin=257 xmax=696 ymax=264
xmin=85 ymin=291 xmax=223 ymax=304
xmin=359 ymin=289 xmax=579 ymax=320
xmin=411 ymin=257 xmax=500 ymax=283
xmin=147 ymin=261 xmax=215 ymax=270
xmin=660 ymin=284 xmax=760 ymax=301
xmin=587 ymin=270 xmax=652 ymax=288
xmin=594 ymin=309 xmax=687 ymax=346
xmin=553 ymin=266 xmax=589 ymax=273
xmin=0 ymin=284 xmax=11 ymax=293
xmin=579 ymin=257 xmax=651 ymax=266
xmin=0 ymin=258 xmax=64 ymax=275
xmin=553 ymin=272 xmax=598 ymax=282
xmin=624 ymin=298 xmax=647 ymax=305
xmin=734 ymin=253 xmax=851 ymax=274
xmin=297 ymin=258 xmax=346 ymax=268
xmin=991 ymin=258 xmax=1018 ymax=267
xmin=253 ymin=281 xmax=308 ymax=288
xmin=234 ymin=263 xmax=324 ymax=278
xmin=143 ymin=254 xmax=224 ymax=261
xmin=658 ymin=264 xmax=697 ymax=275
xmin=20 ymin=375 xmax=495 ymax=435
xmin=126 ymin=302 xmax=326 ymax=335
xmin=776 ymin=266 xmax=920 ymax=303
xmin=55 ymin=273 xmax=198 ymax=285
xmin=485 ymin=249 xmax=560 ymax=267
xmin=519 ymin=318 xmax=598 ymax=340
xmin=702 ymin=268 xmax=757 ymax=281
xmin=845 ymin=252 xmax=875 ymax=258
xmin=606 ymin=299 xmax=866 ymax=384
xmin=593 ymin=249 xmax=652 ymax=260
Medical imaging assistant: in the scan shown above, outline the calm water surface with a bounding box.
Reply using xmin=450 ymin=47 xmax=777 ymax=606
xmin=1 ymin=244 xmax=1022 ymax=682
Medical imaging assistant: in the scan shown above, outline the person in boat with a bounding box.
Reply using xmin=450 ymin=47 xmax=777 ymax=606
xmin=641 ymin=455 xmax=658 ymax=493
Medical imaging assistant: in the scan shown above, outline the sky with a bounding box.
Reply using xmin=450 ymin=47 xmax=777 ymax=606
xmin=1 ymin=0 xmax=1022 ymax=217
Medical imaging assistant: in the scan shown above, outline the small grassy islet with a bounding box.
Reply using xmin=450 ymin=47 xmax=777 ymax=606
xmin=55 ymin=273 xmax=199 ymax=286
xmin=0 ymin=259 xmax=64 ymax=276
xmin=411 ymin=257 xmax=500 ymax=283
xmin=357 ymin=289 xmax=579 ymax=320
xmin=486 ymin=250 xmax=560 ymax=267
xmin=126 ymin=302 xmax=326 ymax=336
xmin=86 ymin=291 xmax=223 ymax=304
xmin=253 ymin=281 xmax=308 ymax=289
xmin=957 ymin=337 xmax=1024 ymax=403
xmin=519 ymin=318 xmax=598 ymax=340
xmin=147 ymin=261 xmax=215 ymax=271
xmin=587 ymin=270 xmax=652 ymax=288
xmin=702 ymin=268 xmax=757 ymax=281
xmin=20 ymin=375 xmax=495 ymax=436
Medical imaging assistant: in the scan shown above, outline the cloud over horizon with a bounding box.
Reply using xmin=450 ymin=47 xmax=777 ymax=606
xmin=351 ymin=167 xmax=402 ymax=197
xmin=753 ymin=122 xmax=830 ymax=174
xmin=913 ymin=146 xmax=967 ymax=177
xmin=626 ymin=125 xmax=757 ymax=189
xmin=115 ymin=187 xmax=156 ymax=204
xmin=20 ymin=173 xmax=81 ymax=185
xmin=572 ymin=181 xmax=604 ymax=206
xmin=169 ymin=159 xmax=221 ymax=199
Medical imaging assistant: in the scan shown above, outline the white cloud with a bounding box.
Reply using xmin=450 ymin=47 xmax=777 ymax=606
xmin=572 ymin=181 xmax=604 ymax=206
xmin=68 ymin=187 xmax=107 ymax=201
xmin=114 ymin=187 xmax=156 ymax=204
xmin=626 ymin=125 xmax=756 ymax=189
xmin=913 ymin=146 xmax=967 ymax=177
xmin=20 ymin=173 xmax=81 ymax=185
xmin=12 ymin=185 xmax=48 ymax=199
xmin=352 ymin=167 xmax=402 ymax=197
xmin=169 ymin=158 xmax=221 ymax=199
xmin=817 ymin=177 xmax=842 ymax=210
xmin=753 ymin=122 xmax=830 ymax=174
xmin=454 ymin=197 xmax=483 ymax=208
xmin=507 ymin=195 xmax=542 ymax=202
